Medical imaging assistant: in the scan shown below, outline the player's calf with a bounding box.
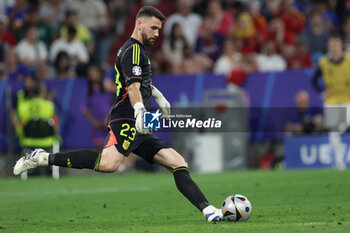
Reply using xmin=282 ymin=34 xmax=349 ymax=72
xmin=48 ymin=149 xmax=101 ymax=170
xmin=153 ymin=148 xmax=188 ymax=170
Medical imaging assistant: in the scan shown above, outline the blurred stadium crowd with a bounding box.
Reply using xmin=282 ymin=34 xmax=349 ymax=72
xmin=0 ymin=0 xmax=349 ymax=82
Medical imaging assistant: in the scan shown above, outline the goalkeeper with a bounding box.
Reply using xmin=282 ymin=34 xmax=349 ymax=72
xmin=14 ymin=6 xmax=223 ymax=222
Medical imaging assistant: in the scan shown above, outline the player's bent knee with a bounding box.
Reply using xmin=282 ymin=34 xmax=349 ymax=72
xmin=98 ymin=157 xmax=119 ymax=172
xmin=171 ymin=157 xmax=188 ymax=170
xmin=179 ymin=159 xmax=188 ymax=168
xmin=98 ymin=147 xmax=124 ymax=173
xmin=99 ymin=161 xmax=119 ymax=173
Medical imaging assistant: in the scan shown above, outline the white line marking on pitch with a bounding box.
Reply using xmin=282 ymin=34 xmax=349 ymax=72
xmin=299 ymin=222 xmax=331 ymax=226
xmin=0 ymin=186 xmax=151 ymax=197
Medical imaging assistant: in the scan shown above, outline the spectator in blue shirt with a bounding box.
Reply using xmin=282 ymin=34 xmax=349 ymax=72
xmin=5 ymin=48 xmax=34 ymax=81
xmin=285 ymin=90 xmax=323 ymax=135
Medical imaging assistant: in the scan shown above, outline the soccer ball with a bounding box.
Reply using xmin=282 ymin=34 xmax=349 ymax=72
xmin=221 ymin=194 xmax=252 ymax=222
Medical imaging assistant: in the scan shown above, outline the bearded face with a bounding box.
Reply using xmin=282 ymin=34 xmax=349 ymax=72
xmin=142 ymin=32 xmax=157 ymax=46
xmin=139 ymin=16 xmax=162 ymax=47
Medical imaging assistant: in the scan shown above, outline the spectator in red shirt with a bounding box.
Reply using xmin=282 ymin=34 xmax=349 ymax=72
xmin=288 ymin=39 xmax=311 ymax=69
xmin=267 ymin=16 xmax=296 ymax=52
xmin=248 ymin=1 xmax=269 ymax=45
xmin=0 ymin=14 xmax=16 ymax=46
xmin=279 ymin=0 xmax=305 ymax=34
xmin=207 ymin=0 xmax=235 ymax=36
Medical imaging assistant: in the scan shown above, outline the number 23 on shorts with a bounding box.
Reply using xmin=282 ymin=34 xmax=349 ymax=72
xmin=120 ymin=123 xmax=136 ymax=150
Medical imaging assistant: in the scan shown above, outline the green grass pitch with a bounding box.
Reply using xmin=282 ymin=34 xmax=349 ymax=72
xmin=0 ymin=169 xmax=349 ymax=233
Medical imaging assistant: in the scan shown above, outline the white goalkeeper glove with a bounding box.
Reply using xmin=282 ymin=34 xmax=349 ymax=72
xmin=152 ymin=86 xmax=171 ymax=119
xmin=133 ymin=102 xmax=152 ymax=134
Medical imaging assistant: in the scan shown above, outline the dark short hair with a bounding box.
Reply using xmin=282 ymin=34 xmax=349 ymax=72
xmin=25 ymin=24 xmax=37 ymax=33
xmin=329 ymin=33 xmax=343 ymax=42
xmin=136 ymin=6 xmax=166 ymax=22
xmin=65 ymin=9 xmax=77 ymax=17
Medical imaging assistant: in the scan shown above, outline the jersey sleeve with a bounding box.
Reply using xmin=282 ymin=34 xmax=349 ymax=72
xmin=120 ymin=44 xmax=143 ymax=86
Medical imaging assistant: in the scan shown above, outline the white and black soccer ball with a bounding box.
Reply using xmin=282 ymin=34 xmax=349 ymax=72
xmin=221 ymin=194 xmax=252 ymax=222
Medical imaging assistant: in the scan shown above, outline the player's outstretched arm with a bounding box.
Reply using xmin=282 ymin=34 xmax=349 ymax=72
xmin=128 ymin=82 xmax=151 ymax=134
xmin=152 ymin=85 xmax=171 ymax=119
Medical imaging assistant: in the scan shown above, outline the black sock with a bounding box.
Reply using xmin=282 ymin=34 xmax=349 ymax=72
xmin=49 ymin=149 xmax=101 ymax=171
xmin=173 ymin=166 xmax=209 ymax=212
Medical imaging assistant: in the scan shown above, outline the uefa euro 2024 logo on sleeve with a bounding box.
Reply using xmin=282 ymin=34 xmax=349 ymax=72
xmin=143 ymin=110 xmax=161 ymax=129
